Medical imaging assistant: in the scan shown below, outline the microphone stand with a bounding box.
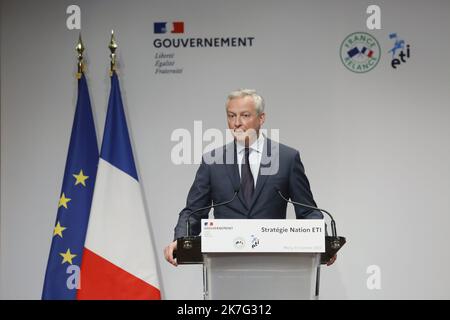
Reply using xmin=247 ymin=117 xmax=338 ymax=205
xmin=176 ymin=190 xmax=239 ymax=264
xmin=276 ymin=189 xmax=346 ymax=264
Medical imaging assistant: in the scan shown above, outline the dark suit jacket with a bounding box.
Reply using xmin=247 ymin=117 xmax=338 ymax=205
xmin=174 ymin=137 xmax=322 ymax=239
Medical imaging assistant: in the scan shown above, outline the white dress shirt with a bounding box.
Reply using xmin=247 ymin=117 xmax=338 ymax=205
xmin=236 ymin=134 xmax=265 ymax=187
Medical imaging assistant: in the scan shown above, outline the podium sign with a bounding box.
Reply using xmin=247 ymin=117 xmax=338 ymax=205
xmin=201 ymin=219 xmax=325 ymax=253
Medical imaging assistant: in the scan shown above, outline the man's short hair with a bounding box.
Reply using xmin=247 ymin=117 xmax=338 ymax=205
xmin=226 ymin=89 xmax=265 ymax=115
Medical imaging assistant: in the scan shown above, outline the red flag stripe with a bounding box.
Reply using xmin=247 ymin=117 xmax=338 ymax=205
xmin=171 ymin=22 xmax=184 ymax=33
xmin=77 ymin=248 xmax=161 ymax=300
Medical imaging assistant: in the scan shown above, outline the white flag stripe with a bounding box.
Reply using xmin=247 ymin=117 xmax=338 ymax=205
xmin=84 ymin=159 xmax=160 ymax=289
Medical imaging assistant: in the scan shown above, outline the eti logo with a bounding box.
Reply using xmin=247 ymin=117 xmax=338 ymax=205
xmin=388 ymin=33 xmax=411 ymax=69
xmin=250 ymin=235 xmax=260 ymax=249
xmin=154 ymin=21 xmax=184 ymax=34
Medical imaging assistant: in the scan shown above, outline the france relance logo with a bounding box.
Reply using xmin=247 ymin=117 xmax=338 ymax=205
xmin=340 ymin=32 xmax=381 ymax=73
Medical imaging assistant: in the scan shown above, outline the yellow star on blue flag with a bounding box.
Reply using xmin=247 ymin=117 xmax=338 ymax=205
xmin=73 ymin=169 xmax=89 ymax=187
xmin=60 ymin=249 xmax=77 ymax=265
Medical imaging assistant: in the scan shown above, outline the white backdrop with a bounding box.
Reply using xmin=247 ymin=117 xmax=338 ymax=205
xmin=1 ymin=0 xmax=450 ymax=299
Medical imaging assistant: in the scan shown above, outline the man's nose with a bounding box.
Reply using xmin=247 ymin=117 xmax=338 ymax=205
xmin=234 ymin=116 xmax=243 ymax=127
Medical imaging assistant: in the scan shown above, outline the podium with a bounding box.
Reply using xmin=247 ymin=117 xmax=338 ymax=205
xmin=203 ymin=252 xmax=321 ymax=299
xmin=177 ymin=219 xmax=345 ymax=300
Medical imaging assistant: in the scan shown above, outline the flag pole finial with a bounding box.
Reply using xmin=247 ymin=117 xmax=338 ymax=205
xmin=109 ymin=30 xmax=117 ymax=76
xmin=76 ymin=33 xmax=85 ymax=79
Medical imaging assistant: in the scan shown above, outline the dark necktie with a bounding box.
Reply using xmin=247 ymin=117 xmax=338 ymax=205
xmin=241 ymin=147 xmax=254 ymax=207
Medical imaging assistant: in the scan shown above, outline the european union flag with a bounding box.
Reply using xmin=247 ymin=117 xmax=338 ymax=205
xmin=42 ymin=74 xmax=99 ymax=299
xmin=347 ymin=47 xmax=360 ymax=58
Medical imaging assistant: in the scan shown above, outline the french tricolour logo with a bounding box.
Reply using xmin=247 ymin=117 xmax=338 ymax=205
xmin=154 ymin=22 xmax=184 ymax=34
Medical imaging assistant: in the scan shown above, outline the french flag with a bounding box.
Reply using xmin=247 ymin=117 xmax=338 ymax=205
xmin=360 ymin=47 xmax=374 ymax=58
xmin=77 ymin=72 xmax=161 ymax=300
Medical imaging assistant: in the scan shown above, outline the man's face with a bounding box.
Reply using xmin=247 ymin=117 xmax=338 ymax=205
xmin=226 ymin=96 xmax=265 ymax=145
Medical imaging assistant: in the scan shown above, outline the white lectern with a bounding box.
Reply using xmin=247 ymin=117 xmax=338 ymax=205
xmin=203 ymin=252 xmax=321 ymax=300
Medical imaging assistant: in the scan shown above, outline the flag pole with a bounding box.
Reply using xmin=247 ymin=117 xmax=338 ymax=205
xmin=109 ymin=30 xmax=117 ymax=76
xmin=76 ymin=33 xmax=85 ymax=79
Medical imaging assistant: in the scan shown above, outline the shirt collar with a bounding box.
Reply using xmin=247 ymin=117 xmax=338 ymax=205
xmin=236 ymin=133 xmax=265 ymax=155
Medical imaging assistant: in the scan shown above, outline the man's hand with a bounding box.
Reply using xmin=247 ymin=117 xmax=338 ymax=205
xmin=164 ymin=240 xmax=178 ymax=267
xmin=326 ymin=254 xmax=337 ymax=266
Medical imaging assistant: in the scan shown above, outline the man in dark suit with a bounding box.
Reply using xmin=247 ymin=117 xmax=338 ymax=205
xmin=164 ymin=89 xmax=335 ymax=266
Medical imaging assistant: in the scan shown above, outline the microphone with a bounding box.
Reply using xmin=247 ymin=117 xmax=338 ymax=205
xmin=276 ymin=188 xmax=342 ymax=250
xmin=186 ymin=187 xmax=240 ymax=237
xmin=176 ymin=187 xmax=240 ymax=264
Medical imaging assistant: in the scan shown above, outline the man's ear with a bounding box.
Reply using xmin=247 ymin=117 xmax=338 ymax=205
xmin=259 ymin=112 xmax=266 ymax=126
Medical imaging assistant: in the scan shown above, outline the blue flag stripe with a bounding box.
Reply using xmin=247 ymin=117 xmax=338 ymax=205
xmin=100 ymin=73 xmax=138 ymax=181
